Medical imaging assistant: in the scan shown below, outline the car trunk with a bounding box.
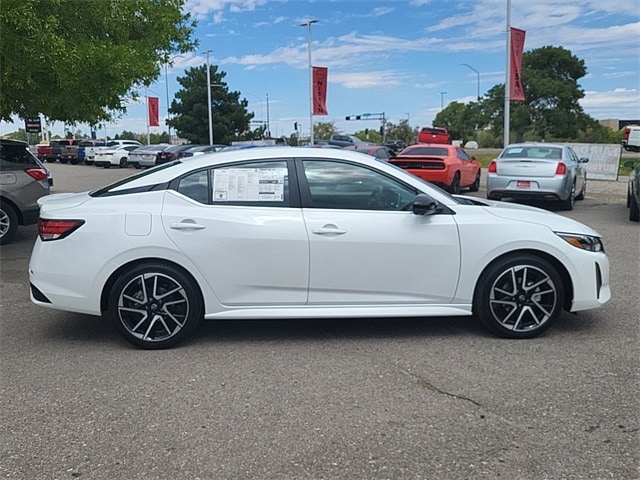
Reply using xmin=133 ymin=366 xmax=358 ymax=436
xmin=497 ymin=158 xmax=559 ymax=177
xmin=389 ymin=156 xmax=446 ymax=170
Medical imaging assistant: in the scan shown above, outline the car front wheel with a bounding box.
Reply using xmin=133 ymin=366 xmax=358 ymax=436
xmin=107 ymin=262 xmax=203 ymax=349
xmin=474 ymin=254 xmax=564 ymax=338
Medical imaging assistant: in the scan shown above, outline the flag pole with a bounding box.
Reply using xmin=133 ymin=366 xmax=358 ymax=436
xmin=504 ymin=0 xmax=511 ymax=148
xmin=146 ymin=88 xmax=150 ymax=145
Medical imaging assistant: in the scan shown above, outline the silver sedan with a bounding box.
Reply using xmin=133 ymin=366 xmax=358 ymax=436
xmin=486 ymin=143 xmax=588 ymax=210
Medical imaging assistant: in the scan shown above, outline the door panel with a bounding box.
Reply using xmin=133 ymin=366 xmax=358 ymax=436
xmin=298 ymin=158 xmax=461 ymax=305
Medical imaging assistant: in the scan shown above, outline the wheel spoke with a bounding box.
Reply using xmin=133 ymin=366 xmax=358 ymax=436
xmin=489 ymin=263 xmax=558 ymax=332
xmin=117 ymin=272 xmax=190 ymax=343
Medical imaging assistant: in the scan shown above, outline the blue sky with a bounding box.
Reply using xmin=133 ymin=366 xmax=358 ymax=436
xmin=4 ymin=0 xmax=639 ymax=139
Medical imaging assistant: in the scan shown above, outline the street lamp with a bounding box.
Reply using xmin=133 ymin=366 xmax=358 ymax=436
xmin=300 ymin=19 xmax=318 ymax=145
xmin=460 ymin=63 xmax=480 ymax=101
xmin=440 ymin=91 xmax=447 ymax=110
xmin=204 ymin=50 xmax=214 ymax=145
xmin=165 ymin=55 xmax=183 ymax=144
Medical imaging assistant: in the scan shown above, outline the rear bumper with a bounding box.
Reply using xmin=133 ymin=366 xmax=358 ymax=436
xmin=486 ymin=175 xmax=570 ymax=201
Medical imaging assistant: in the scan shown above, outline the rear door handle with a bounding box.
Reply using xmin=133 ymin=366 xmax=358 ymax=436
xmin=170 ymin=222 xmax=206 ymax=230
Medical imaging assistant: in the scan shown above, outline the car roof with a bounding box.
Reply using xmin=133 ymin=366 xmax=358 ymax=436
xmin=0 ymin=138 xmax=28 ymax=147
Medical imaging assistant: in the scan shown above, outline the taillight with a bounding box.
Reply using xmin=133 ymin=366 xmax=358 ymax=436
xmin=624 ymin=128 xmax=630 ymax=140
xmin=488 ymin=160 xmax=497 ymax=173
xmin=25 ymin=168 xmax=49 ymax=181
xmin=38 ymin=219 xmax=85 ymax=241
xmin=555 ymin=162 xmax=567 ymax=175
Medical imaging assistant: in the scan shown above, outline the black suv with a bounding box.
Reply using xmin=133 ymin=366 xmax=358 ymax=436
xmin=0 ymin=139 xmax=52 ymax=244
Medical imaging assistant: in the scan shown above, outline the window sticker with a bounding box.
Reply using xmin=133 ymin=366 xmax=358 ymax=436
xmin=213 ymin=167 xmax=286 ymax=202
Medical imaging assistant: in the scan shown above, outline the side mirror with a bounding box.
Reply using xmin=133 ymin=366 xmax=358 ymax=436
xmin=413 ymin=193 xmax=438 ymax=215
xmin=579 ymin=157 xmax=589 ymax=163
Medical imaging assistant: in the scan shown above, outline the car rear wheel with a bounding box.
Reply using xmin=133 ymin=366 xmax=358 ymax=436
xmin=448 ymin=172 xmax=461 ymax=194
xmin=0 ymin=201 xmax=19 ymax=245
xmin=469 ymin=170 xmax=481 ymax=192
xmin=558 ymin=182 xmax=575 ymax=210
xmin=118 ymin=157 xmax=128 ymax=168
xmin=107 ymin=262 xmax=203 ymax=349
xmin=630 ymin=192 xmax=640 ymax=221
xmin=474 ymin=254 xmax=563 ymax=338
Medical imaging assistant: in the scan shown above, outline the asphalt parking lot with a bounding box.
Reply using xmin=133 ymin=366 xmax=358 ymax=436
xmin=1 ymin=161 xmax=638 ymax=479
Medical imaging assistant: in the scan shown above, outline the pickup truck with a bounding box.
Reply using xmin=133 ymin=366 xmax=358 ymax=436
xmin=36 ymin=143 xmax=54 ymax=162
xmin=326 ymin=134 xmax=375 ymax=148
xmin=417 ymin=126 xmax=451 ymax=144
xmin=58 ymin=139 xmax=82 ymax=164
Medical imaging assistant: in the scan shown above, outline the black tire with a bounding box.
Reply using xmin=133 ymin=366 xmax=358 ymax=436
xmin=469 ymin=170 xmax=481 ymax=192
xmin=59 ymin=158 xmax=68 ymax=164
xmin=448 ymin=172 xmax=461 ymax=194
xmin=630 ymin=192 xmax=640 ymax=222
xmin=107 ymin=262 xmax=203 ymax=349
xmin=558 ymin=182 xmax=575 ymax=210
xmin=575 ymin=180 xmax=586 ymax=201
xmin=627 ymin=188 xmax=632 ymax=208
xmin=118 ymin=157 xmax=128 ymax=168
xmin=474 ymin=254 xmax=564 ymax=339
xmin=0 ymin=201 xmax=19 ymax=245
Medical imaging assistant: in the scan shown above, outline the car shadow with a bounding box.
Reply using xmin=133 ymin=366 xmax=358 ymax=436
xmin=40 ymin=310 xmax=602 ymax=349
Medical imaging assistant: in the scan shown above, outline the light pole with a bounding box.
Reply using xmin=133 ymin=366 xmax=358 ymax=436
xmin=460 ymin=63 xmax=480 ymax=101
xmin=440 ymin=91 xmax=447 ymax=110
xmin=300 ymin=19 xmax=318 ymax=145
xmin=266 ymin=93 xmax=270 ymax=138
xmin=205 ymin=49 xmax=213 ymax=145
xmin=165 ymin=55 xmax=183 ymax=144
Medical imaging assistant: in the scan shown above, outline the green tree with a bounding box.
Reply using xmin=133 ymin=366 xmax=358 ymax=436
xmin=167 ymin=65 xmax=253 ymax=145
xmin=385 ymin=119 xmax=418 ymax=145
xmin=0 ymin=0 xmax=197 ymax=124
xmin=477 ymin=46 xmax=589 ymax=142
xmin=313 ymin=121 xmax=338 ymax=141
xmin=433 ymin=102 xmax=483 ymax=143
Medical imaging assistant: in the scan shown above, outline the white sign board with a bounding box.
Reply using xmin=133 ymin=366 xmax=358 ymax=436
xmin=213 ymin=167 xmax=286 ymax=202
xmin=568 ymin=143 xmax=621 ymax=181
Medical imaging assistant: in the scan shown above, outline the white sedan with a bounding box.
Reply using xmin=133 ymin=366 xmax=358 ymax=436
xmin=93 ymin=144 xmax=141 ymax=168
xmin=29 ymin=147 xmax=611 ymax=349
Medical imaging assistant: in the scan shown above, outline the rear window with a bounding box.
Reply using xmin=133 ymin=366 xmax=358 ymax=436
xmin=420 ymin=128 xmax=447 ymax=135
xmin=501 ymin=147 xmax=562 ymax=159
xmin=403 ymin=147 xmax=449 ymax=156
xmin=0 ymin=142 xmax=39 ymax=166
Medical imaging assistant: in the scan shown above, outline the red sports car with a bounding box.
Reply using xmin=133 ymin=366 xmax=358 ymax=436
xmin=390 ymin=144 xmax=481 ymax=194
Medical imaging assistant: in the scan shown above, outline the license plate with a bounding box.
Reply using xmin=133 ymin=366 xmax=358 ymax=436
xmin=516 ymin=181 xmax=531 ymax=188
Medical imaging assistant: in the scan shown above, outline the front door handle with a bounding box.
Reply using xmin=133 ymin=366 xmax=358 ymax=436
xmin=312 ymin=225 xmax=347 ymax=236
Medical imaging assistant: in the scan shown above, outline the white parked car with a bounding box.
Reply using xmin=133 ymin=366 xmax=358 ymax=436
xmin=94 ymin=144 xmax=142 ymax=168
xmin=29 ymin=147 xmax=611 ymax=348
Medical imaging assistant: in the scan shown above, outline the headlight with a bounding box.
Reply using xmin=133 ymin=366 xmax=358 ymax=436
xmin=556 ymin=232 xmax=604 ymax=252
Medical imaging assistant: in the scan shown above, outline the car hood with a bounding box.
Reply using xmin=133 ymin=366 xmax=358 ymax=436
xmin=38 ymin=192 xmax=91 ymax=209
xmin=454 ymin=195 xmax=601 ymax=236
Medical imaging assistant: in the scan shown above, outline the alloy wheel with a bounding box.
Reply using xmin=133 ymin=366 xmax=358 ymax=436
xmin=117 ymin=272 xmax=190 ymax=344
xmin=488 ymin=264 xmax=558 ymax=333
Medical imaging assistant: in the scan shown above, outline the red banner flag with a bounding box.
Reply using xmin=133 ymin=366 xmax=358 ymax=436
xmin=312 ymin=66 xmax=328 ymax=115
xmin=510 ymin=28 xmax=526 ymax=101
xmin=148 ymin=96 xmax=160 ymax=126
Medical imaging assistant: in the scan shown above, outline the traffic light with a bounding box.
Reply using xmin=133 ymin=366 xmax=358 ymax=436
xmin=294 ymin=122 xmax=298 ymax=131
xmin=345 ymin=115 xmax=362 ymax=121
